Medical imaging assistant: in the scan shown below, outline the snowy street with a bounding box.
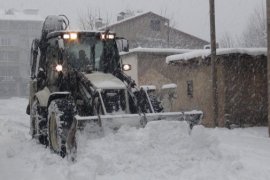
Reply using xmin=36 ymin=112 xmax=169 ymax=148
xmin=0 ymin=98 xmax=270 ymax=180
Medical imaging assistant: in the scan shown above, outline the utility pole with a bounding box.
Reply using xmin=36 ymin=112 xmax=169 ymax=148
xmin=267 ymin=0 xmax=270 ymax=136
xmin=209 ymin=0 xmax=218 ymax=127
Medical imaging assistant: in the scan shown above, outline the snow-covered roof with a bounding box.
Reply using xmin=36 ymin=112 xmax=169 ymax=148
xmin=120 ymin=47 xmax=191 ymax=56
xmin=0 ymin=9 xmax=43 ymax=22
xmin=99 ymin=11 xmax=168 ymax=30
xmin=166 ymin=48 xmax=267 ymax=64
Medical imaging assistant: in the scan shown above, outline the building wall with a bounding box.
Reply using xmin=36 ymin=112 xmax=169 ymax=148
xmin=137 ymin=53 xmax=172 ymax=87
xmin=110 ymin=13 xmax=169 ymax=48
xmin=166 ymin=61 xmax=215 ymax=127
xmin=0 ymin=19 xmax=43 ymax=97
xmin=108 ymin=13 xmax=208 ymax=49
xmin=121 ymin=52 xmax=213 ymax=126
xmin=223 ymin=55 xmax=268 ymax=126
xmin=122 ymin=51 xmax=267 ymax=127
xmin=167 ymin=54 xmax=268 ymax=127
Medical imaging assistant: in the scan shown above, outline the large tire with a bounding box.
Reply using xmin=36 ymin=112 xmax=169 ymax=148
xmin=48 ymin=98 xmax=77 ymax=158
xmin=30 ymin=99 xmax=48 ymax=145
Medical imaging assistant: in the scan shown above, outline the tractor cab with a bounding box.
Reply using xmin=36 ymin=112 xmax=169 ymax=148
xmin=45 ymin=31 xmax=125 ymax=74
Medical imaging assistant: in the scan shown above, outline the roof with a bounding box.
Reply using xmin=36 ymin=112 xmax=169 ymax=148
xmin=120 ymin=47 xmax=191 ymax=56
xmin=99 ymin=11 xmax=168 ymax=30
xmin=0 ymin=9 xmax=43 ymax=22
xmin=168 ymin=26 xmax=209 ymax=45
xmin=166 ymin=48 xmax=267 ymax=64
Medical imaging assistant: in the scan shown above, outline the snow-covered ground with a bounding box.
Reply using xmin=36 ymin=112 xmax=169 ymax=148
xmin=0 ymin=98 xmax=270 ymax=180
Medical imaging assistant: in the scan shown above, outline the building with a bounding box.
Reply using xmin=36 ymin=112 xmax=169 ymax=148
xmin=100 ymin=11 xmax=208 ymax=49
xmin=121 ymin=48 xmax=267 ymax=127
xmin=166 ymin=48 xmax=267 ymax=127
xmin=120 ymin=47 xmax=190 ymax=86
xmin=0 ymin=9 xmax=43 ymax=97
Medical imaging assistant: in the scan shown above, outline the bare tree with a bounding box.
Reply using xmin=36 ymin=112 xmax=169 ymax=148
xmin=78 ymin=8 xmax=96 ymax=30
xmin=219 ymin=32 xmax=236 ymax=48
xmin=240 ymin=4 xmax=267 ymax=47
xmin=78 ymin=8 xmax=110 ymax=30
xmin=219 ymin=4 xmax=266 ymax=48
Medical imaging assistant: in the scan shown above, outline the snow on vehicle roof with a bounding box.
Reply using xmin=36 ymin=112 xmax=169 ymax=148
xmin=166 ymin=48 xmax=267 ymax=64
xmin=84 ymin=72 xmax=126 ymax=89
xmin=120 ymin=47 xmax=191 ymax=56
xmin=0 ymin=9 xmax=43 ymax=21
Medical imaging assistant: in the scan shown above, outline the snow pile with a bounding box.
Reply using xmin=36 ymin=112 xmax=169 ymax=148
xmin=166 ymin=48 xmax=267 ymax=64
xmin=77 ymin=121 xmax=228 ymax=180
xmin=140 ymin=85 xmax=156 ymax=90
xmin=161 ymin=83 xmax=177 ymax=89
xmin=120 ymin=47 xmax=190 ymax=56
xmin=0 ymin=98 xmax=270 ymax=180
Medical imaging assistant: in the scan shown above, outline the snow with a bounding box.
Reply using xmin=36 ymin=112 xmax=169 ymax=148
xmin=140 ymin=85 xmax=156 ymax=90
xmin=120 ymin=47 xmax=190 ymax=56
xmin=1 ymin=97 xmax=270 ymax=180
xmin=161 ymin=83 xmax=177 ymax=89
xmin=166 ymin=48 xmax=267 ymax=64
xmin=84 ymin=72 xmax=126 ymax=89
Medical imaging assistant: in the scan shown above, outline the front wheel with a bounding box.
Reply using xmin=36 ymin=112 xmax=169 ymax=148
xmin=30 ymin=99 xmax=48 ymax=145
xmin=48 ymin=98 xmax=77 ymax=158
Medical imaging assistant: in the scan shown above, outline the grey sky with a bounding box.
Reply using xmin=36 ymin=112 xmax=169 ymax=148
xmin=0 ymin=0 xmax=265 ymax=42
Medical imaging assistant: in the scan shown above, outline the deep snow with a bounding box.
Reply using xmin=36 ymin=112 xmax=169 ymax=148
xmin=0 ymin=98 xmax=270 ymax=180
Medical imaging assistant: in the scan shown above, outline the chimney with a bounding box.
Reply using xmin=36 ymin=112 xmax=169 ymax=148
xmin=5 ymin=9 xmax=15 ymax=15
xmin=117 ymin=12 xmax=126 ymax=21
xmin=95 ymin=18 xmax=103 ymax=29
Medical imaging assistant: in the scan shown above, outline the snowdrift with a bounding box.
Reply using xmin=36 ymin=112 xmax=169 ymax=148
xmin=0 ymin=98 xmax=270 ymax=180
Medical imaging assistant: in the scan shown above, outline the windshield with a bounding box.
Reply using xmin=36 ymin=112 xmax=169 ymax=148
xmin=64 ymin=37 xmax=119 ymax=72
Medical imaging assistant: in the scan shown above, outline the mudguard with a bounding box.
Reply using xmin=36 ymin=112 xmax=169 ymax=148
xmin=35 ymin=87 xmax=71 ymax=107
xmin=35 ymin=87 xmax=51 ymax=107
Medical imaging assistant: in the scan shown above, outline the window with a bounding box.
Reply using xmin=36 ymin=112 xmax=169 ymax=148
xmin=1 ymin=38 xmax=11 ymax=46
xmin=187 ymin=80 xmax=193 ymax=97
xmin=150 ymin=20 xmax=161 ymax=31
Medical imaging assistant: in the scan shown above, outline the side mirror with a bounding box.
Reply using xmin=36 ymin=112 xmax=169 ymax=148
xmin=116 ymin=38 xmax=129 ymax=52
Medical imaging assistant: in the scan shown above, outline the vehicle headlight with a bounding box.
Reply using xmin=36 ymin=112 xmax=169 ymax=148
xmin=70 ymin=33 xmax=77 ymax=40
xmin=101 ymin=33 xmax=115 ymax=40
xmin=63 ymin=33 xmax=77 ymax=40
xmin=56 ymin=64 xmax=63 ymax=72
xmin=106 ymin=34 xmax=115 ymax=39
xmin=63 ymin=34 xmax=70 ymax=39
xmin=122 ymin=64 xmax=131 ymax=71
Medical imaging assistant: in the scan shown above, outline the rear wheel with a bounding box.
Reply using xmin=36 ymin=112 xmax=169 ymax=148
xmin=48 ymin=98 xmax=77 ymax=158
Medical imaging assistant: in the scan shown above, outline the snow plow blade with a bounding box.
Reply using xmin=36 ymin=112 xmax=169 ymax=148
xmin=75 ymin=110 xmax=203 ymax=129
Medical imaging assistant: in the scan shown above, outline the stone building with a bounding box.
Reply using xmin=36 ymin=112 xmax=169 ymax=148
xmin=166 ymin=48 xmax=267 ymax=127
xmin=100 ymin=11 xmax=208 ymax=49
xmin=0 ymin=9 xmax=43 ymax=97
